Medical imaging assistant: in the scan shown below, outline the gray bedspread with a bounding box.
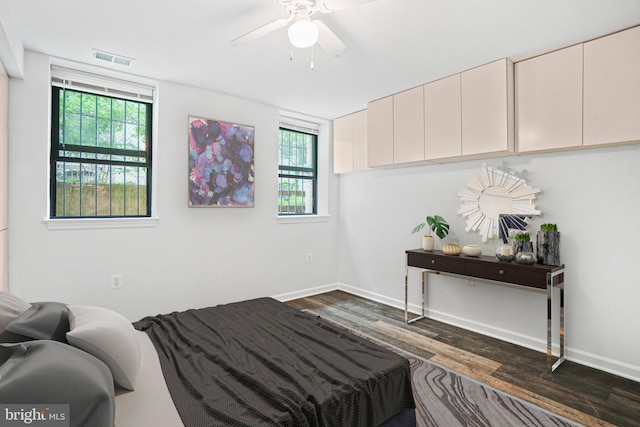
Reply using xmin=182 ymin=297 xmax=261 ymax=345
xmin=134 ymin=297 xmax=415 ymax=427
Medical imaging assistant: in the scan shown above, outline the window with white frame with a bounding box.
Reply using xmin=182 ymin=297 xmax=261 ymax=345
xmin=278 ymin=118 xmax=319 ymax=215
xmin=49 ymin=66 xmax=154 ymax=218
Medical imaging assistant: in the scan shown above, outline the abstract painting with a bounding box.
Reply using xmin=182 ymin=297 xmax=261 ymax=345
xmin=188 ymin=116 xmax=254 ymax=207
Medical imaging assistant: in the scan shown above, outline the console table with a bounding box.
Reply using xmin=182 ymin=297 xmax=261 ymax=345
xmin=405 ymin=249 xmax=565 ymax=371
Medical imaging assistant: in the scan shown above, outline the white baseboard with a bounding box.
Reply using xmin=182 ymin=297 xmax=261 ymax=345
xmin=338 ymin=283 xmax=545 ymax=350
xmin=272 ymin=283 xmax=339 ymax=302
xmin=282 ymin=282 xmax=640 ymax=383
xmin=567 ymin=348 xmax=640 ymax=383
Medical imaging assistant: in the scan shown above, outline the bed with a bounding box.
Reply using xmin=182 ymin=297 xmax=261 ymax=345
xmin=1 ymin=293 xmax=416 ymax=427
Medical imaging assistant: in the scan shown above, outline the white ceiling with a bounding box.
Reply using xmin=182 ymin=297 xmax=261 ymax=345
xmin=4 ymin=0 xmax=640 ymax=119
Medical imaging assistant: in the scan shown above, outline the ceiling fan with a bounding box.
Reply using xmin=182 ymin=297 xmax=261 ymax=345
xmin=230 ymin=0 xmax=376 ymax=56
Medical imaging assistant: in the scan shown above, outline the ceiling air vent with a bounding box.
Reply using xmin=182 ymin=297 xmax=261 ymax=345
xmin=92 ymin=49 xmax=134 ymax=67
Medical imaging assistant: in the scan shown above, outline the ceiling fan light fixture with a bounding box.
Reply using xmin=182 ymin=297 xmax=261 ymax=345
xmin=288 ymin=18 xmax=319 ymax=48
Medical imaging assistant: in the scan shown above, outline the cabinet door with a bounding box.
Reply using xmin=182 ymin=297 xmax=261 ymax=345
xmin=393 ymin=86 xmax=424 ymax=163
xmin=584 ymin=26 xmax=640 ymax=146
xmin=333 ymin=114 xmax=354 ymax=174
xmin=424 ymin=74 xmax=462 ymax=160
xmin=516 ymin=44 xmax=583 ymax=152
xmin=461 ymin=59 xmax=515 ymax=156
xmin=367 ymin=96 xmax=394 ymax=167
xmin=352 ymin=110 xmax=368 ymax=171
xmin=333 ymin=110 xmax=368 ymax=174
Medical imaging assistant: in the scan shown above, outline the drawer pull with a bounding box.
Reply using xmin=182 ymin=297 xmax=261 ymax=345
xmin=431 ymin=260 xmax=436 ymax=264
xmin=499 ymin=269 xmax=505 ymax=275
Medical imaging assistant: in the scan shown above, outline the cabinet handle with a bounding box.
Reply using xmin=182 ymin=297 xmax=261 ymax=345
xmin=431 ymin=260 xmax=436 ymax=264
xmin=499 ymin=269 xmax=505 ymax=275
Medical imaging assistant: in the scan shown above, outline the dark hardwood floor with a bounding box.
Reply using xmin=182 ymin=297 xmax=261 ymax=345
xmin=286 ymin=290 xmax=640 ymax=427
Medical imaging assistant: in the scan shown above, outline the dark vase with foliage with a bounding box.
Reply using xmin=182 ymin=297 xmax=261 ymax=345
xmin=514 ymin=232 xmax=532 ymax=254
xmin=537 ymin=224 xmax=561 ymax=266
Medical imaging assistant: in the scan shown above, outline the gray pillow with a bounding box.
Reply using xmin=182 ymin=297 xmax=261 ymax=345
xmin=0 ymin=340 xmax=115 ymax=427
xmin=5 ymin=301 xmax=69 ymax=342
xmin=0 ymin=329 xmax=32 ymax=343
xmin=0 ymin=292 xmax=31 ymax=331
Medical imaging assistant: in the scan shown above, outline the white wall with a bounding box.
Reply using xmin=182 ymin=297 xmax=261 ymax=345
xmin=8 ymin=50 xmax=640 ymax=383
xmin=337 ymin=147 xmax=640 ymax=381
xmin=8 ymin=51 xmax=339 ymax=320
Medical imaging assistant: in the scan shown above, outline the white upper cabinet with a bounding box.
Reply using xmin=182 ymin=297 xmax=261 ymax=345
xmin=333 ymin=113 xmax=354 ymax=174
xmin=351 ymin=110 xmax=368 ymax=172
xmin=516 ymin=44 xmax=583 ymax=152
xmin=367 ymin=96 xmax=394 ymax=167
xmin=461 ymin=59 xmax=515 ymax=156
xmin=424 ymin=74 xmax=462 ymax=160
xmin=345 ymin=26 xmax=640 ymax=171
xmin=393 ymin=86 xmax=425 ymax=164
xmin=333 ymin=110 xmax=368 ymax=174
xmin=583 ymin=26 xmax=640 ymax=146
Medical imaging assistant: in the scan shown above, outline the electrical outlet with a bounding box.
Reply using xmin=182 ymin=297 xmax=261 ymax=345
xmin=306 ymin=253 xmax=313 ymax=263
xmin=111 ymin=274 xmax=123 ymax=289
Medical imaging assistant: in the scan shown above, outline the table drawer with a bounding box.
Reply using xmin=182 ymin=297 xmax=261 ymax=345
xmin=407 ymin=252 xmax=465 ymax=275
xmin=466 ymin=263 xmax=548 ymax=289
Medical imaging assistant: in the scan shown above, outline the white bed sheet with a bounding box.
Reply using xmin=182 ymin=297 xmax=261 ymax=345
xmin=114 ymin=330 xmax=184 ymax=427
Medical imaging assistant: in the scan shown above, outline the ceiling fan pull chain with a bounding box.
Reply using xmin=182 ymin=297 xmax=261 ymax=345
xmin=310 ymin=45 xmax=315 ymax=70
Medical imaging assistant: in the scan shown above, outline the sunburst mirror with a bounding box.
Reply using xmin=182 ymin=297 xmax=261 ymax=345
xmin=457 ymin=163 xmax=541 ymax=242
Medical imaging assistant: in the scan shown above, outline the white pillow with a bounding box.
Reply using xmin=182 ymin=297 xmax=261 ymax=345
xmin=66 ymin=305 xmax=140 ymax=391
xmin=0 ymin=292 xmax=31 ymax=331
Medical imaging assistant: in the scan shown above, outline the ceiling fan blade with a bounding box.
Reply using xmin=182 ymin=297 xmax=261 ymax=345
xmin=314 ymin=20 xmax=346 ymax=56
xmin=319 ymin=0 xmax=377 ymax=12
xmin=230 ymin=17 xmax=291 ymax=46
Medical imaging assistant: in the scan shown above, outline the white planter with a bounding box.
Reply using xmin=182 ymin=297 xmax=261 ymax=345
xmin=462 ymin=244 xmax=482 ymax=257
xmin=422 ymin=235 xmax=435 ymax=251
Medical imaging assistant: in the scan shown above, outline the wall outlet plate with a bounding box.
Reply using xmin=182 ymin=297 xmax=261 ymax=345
xmin=111 ymin=273 xmax=123 ymax=289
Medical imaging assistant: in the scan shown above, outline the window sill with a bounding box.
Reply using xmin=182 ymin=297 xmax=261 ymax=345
xmin=277 ymin=215 xmax=330 ymax=224
xmin=43 ymin=217 xmax=160 ymax=231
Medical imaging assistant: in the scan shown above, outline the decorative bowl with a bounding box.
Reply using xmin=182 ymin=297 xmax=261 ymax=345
xmin=442 ymin=244 xmax=462 ymax=256
xmin=462 ymin=244 xmax=482 ymax=257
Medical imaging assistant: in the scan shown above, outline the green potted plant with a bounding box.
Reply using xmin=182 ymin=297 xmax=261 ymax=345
xmin=412 ymin=215 xmax=449 ymax=251
xmin=537 ymin=223 xmax=560 ymax=266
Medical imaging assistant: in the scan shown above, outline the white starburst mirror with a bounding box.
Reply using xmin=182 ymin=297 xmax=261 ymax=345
xmin=457 ymin=163 xmax=541 ymax=242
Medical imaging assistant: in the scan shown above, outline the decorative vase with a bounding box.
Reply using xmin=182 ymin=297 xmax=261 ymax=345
xmin=515 ymin=241 xmax=534 ymax=255
xmin=495 ymin=244 xmax=515 ymax=262
xmin=442 ymin=244 xmax=462 ymax=255
xmin=422 ymin=235 xmax=434 ymax=251
xmin=537 ymin=231 xmax=561 ymax=266
xmin=515 ymin=250 xmax=537 ymax=265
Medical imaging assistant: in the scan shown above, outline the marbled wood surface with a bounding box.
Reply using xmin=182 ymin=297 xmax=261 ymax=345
xmin=286 ymin=291 xmax=640 ymax=427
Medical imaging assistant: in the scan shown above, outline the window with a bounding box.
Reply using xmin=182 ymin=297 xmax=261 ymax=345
xmin=50 ymin=67 xmax=153 ymax=218
xmin=278 ymin=126 xmax=317 ymax=215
